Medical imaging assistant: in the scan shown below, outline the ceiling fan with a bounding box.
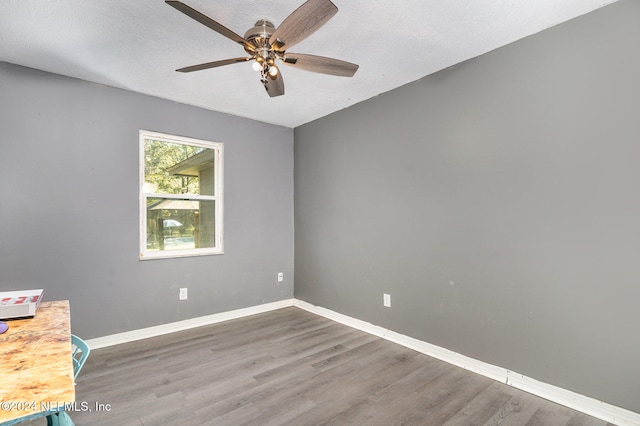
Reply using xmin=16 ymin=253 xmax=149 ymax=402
xmin=166 ymin=0 xmax=359 ymax=97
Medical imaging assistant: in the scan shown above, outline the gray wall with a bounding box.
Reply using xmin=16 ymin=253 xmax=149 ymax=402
xmin=0 ymin=62 xmax=294 ymax=339
xmin=294 ymin=0 xmax=640 ymax=413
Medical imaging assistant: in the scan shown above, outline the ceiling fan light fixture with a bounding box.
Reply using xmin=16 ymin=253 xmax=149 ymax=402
xmin=252 ymin=61 xmax=262 ymax=71
xmin=268 ymin=66 xmax=278 ymax=77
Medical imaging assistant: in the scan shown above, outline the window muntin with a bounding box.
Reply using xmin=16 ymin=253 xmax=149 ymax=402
xmin=140 ymin=131 xmax=223 ymax=259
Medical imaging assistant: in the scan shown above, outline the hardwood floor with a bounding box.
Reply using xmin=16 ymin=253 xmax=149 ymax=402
xmin=22 ymin=307 xmax=614 ymax=425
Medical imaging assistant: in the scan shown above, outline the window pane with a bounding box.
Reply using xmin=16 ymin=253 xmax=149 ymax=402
xmin=144 ymin=139 xmax=215 ymax=196
xmin=146 ymin=198 xmax=215 ymax=251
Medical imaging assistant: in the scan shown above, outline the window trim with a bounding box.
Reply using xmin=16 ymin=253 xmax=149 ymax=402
xmin=139 ymin=130 xmax=224 ymax=260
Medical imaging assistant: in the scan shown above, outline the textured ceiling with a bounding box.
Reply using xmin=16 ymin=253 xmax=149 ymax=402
xmin=0 ymin=0 xmax=617 ymax=128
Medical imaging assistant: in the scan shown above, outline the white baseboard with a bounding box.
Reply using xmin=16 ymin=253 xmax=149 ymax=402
xmin=85 ymin=297 xmax=639 ymax=426
xmin=86 ymin=299 xmax=295 ymax=349
xmin=293 ymin=299 xmax=639 ymax=426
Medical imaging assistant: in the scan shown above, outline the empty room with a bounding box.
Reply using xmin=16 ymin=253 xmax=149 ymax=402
xmin=1 ymin=0 xmax=638 ymax=425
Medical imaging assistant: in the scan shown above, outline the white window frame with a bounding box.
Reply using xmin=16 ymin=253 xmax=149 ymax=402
xmin=139 ymin=130 xmax=224 ymax=260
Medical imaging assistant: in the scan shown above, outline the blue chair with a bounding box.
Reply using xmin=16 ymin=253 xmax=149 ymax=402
xmin=70 ymin=334 xmax=90 ymax=380
xmin=46 ymin=335 xmax=90 ymax=426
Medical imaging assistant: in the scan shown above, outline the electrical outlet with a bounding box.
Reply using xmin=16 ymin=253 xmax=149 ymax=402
xmin=277 ymin=272 xmax=284 ymax=282
xmin=383 ymin=293 xmax=391 ymax=307
xmin=179 ymin=288 xmax=188 ymax=300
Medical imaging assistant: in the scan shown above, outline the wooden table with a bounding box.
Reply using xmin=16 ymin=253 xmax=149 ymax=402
xmin=0 ymin=300 xmax=75 ymax=424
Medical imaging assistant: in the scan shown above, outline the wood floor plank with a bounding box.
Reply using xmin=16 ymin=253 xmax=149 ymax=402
xmin=372 ymin=366 xmax=494 ymax=425
xmin=483 ymin=393 xmax=546 ymax=426
xmin=442 ymin=382 xmax=516 ymax=426
xmin=16 ymin=307 xmax=614 ymax=426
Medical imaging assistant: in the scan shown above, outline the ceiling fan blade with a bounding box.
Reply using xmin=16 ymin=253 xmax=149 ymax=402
xmin=176 ymin=57 xmax=251 ymax=73
xmin=263 ymin=67 xmax=285 ymax=97
xmin=166 ymin=1 xmax=247 ymax=46
xmin=282 ymin=53 xmax=358 ymax=77
xmin=269 ymin=0 xmax=338 ymax=51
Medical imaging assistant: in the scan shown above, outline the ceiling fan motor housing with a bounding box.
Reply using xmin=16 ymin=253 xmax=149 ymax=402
xmin=244 ymin=20 xmax=280 ymax=76
xmin=244 ymin=20 xmax=276 ymax=48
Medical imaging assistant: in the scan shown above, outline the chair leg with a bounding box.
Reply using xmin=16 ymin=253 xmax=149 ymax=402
xmin=46 ymin=413 xmax=58 ymax=426
xmin=57 ymin=412 xmax=75 ymax=425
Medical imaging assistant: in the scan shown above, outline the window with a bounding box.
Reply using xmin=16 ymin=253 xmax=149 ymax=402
xmin=139 ymin=130 xmax=223 ymax=259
